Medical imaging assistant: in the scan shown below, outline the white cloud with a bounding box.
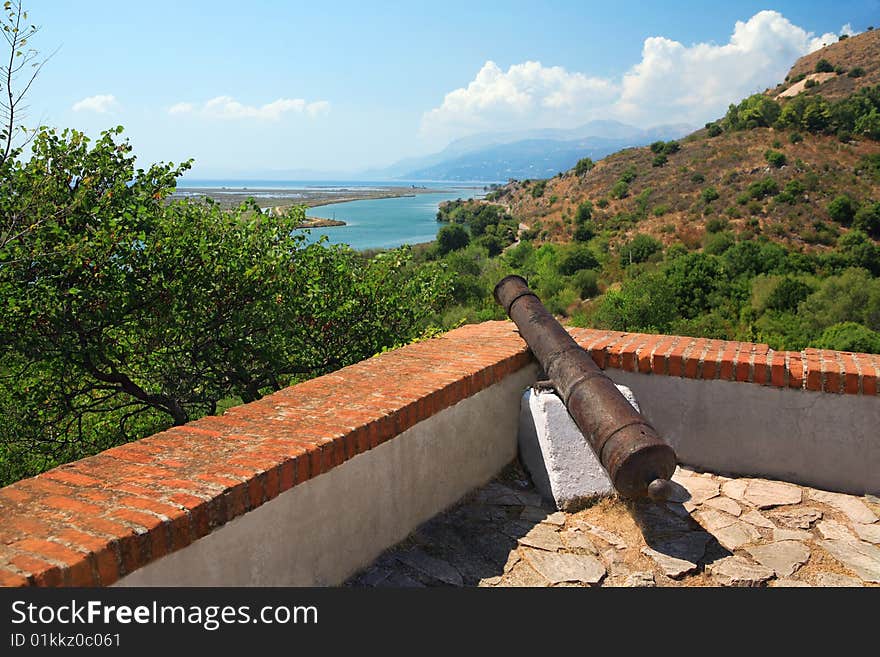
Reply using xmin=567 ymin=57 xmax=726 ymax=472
xmin=421 ymin=60 xmax=617 ymax=142
xmin=168 ymin=101 xmax=194 ymax=115
xmin=71 ymin=94 xmax=119 ymax=113
xmin=422 ymin=11 xmax=857 ymax=141
xmin=168 ymin=96 xmax=330 ymax=121
xmin=614 ymin=11 xmax=854 ymax=126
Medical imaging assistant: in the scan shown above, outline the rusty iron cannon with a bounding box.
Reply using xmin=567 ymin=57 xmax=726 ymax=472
xmin=494 ymin=275 xmax=676 ymax=501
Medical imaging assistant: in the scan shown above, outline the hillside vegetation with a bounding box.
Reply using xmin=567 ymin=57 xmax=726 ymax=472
xmin=419 ymin=29 xmax=880 ymax=355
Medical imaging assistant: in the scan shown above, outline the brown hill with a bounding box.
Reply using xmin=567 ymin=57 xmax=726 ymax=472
xmin=491 ymin=31 xmax=880 ymax=256
xmin=775 ymin=28 xmax=880 ymax=100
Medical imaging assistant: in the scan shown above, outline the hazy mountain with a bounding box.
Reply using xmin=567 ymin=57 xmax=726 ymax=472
xmin=368 ymin=120 xmax=693 ymax=182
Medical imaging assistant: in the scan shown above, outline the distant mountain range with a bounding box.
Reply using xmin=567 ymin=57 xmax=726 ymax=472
xmin=366 ymin=120 xmax=694 ymax=182
xmin=186 ymin=120 xmax=694 ymax=184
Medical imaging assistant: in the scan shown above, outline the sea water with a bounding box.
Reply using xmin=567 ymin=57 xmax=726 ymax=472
xmin=177 ymin=180 xmax=484 ymax=251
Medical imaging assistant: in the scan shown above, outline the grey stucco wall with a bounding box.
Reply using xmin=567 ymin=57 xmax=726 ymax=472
xmin=606 ymin=370 xmax=880 ymax=496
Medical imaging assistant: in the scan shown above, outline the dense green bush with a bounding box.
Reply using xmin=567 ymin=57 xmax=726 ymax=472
xmin=620 ymin=234 xmax=662 ymax=265
xmin=815 ymin=59 xmax=834 ymax=73
xmin=764 ymin=149 xmax=787 ymax=168
xmin=817 ymin=322 xmax=880 ymax=353
xmin=436 ymin=223 xmax=470 ymax=254
xmin=827 ymin=194 xmax=859 ymax=225
xmin=574 ymin=157 xmax=595 ymax=176
xmin=610 ymin=180 xmax=629 ymax=199
xmin=701 ymin=186 xmax=720 ymax=203
xmin=558 ymin=244 xmax=599 ymax=275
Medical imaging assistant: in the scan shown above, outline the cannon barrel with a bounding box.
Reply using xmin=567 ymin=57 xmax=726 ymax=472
xmin=494 ymin=275 xmax=676 ymax=500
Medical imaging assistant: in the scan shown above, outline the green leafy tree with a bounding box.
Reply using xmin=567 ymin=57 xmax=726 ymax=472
xmin=853 ymin=201 xmax=880 ymax=238
xmin=0 ymin=127 xmax=451 ymax=483
xmin=827 ymin=194 xmax=859 ymax=225
xmin=436 ymin=223 xmax=470 ymax=254
xmin=557 ymin=243 xmax=598 ymax=275
xmin=1 ymin=1 xmax=52 ymax=164
xmin=817 ymin=322 xmax=880 ymax=353
xmin=619 ymin=234 xmax=662 ymax=265
xmin=593 ymin=273 xmax=677 ymax=332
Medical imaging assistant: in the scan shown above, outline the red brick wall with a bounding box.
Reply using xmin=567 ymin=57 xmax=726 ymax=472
xmin=0 ymin=321 xmax=876 ymax=587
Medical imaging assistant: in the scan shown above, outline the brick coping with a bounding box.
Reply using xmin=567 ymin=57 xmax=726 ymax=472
xmin=0 ymin=322 xmax=876 ymax=587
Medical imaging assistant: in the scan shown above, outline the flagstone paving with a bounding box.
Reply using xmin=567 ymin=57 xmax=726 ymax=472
xmin=344 ymin=462 xmax=880 ymax=587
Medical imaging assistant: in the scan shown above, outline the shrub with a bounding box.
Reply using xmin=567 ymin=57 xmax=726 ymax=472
xmin=766 ymin=277 xmax=813 ymax=312
xmin=747 ymin=177 xmax=779 ymax=199
xmin=827 ymin=194 xmax=859 ymax=225
xmin=531 ymin=180 xmax=547 ymax=198
xmin=789 ymin=132 xmax=803 ymax=143
xmin=848 ymin=67 xmax=865 ymax=78
xmin=707 ymin=123 xmax=722 ymax=137
xmin=558 ymin=244 xmax=599 ymax=275
xmin=764 ymin=149 xmax=786 ymax=168
xmin=652 ymin=203 xmax=671 ymax=217
xmin=620 ymin=234 xmax=662 ymax=265
xmin=776 ymin=179 xmax=804 ymax=204
xmin=814 ymin=59 xmax=834 ymax=73
xmin=701 ymin=186 xmax=720 ymax=203
xmin=596 ymin=198 xmax=609 ymax=208
xmin=853 ymin=201 xmax=880 ymax=237
xmin=571 ymin=270 xmax=599 ymax=299
xmin=610 ymin=180 xmax=629 ymax=199
xmin=652 ymin=153 xmax=667 ymax=167
xmin=817 ymin=322 xmax=880 ymax=353
xmin=804 ymin=79 xmax=818 ymax=89
xmin=574 ymin=157 xmax=595 ymax=176
xmin=691 ymin=172 xmax=705 ymax=184
xmin=705 ymin=217 xmax=728 ymax=233
xmin=704 ymin=232 xmax=734 ymax=255
xmin=436 ymin=223 xmax=470 ymax=254
xmin=575 ymin=200 xmax=593 ymax=223
xmin=620 ymin=166 xmax=638 ymax=183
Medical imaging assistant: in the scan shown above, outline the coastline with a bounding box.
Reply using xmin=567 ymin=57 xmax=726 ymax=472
xmin=171 ymin=186 xmax=447 ymax=211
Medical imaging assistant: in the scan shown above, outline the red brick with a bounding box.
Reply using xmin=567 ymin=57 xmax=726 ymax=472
xmin=9 ymin=554 xmax=63 ymax=587
xmin=736 ymin=349 xmax=753 ymax=383
xmin=683 ymin=339 xmax=707 ymax=379
xmin=822 ymin=352 xmax=843 ymax=394
xmin=753 ymin=353 xmax=769 ymax=385
xmin=769 ymin=352 xmax=786 ymax=387
xmin=718 ymin=342 xmax=739 ymax=381
xmin=0 ymin=568 xmax=28 ymax=587
xmin=42 ymin=496 xmax=103 ymax=515
xmin=667 ymin=339 xmax=692 ymax=377
xmin=11 ymin=538 xmax=95 ymax=585
xmin=651 ymin=336 xmax=678 ymax=375
xmin=699 ymin=342 xmax=718 ymax=380
xmin=842 ymin=353 xmax=860 ymax=394
xmin=787 ymin=352 xmax=805 ymax=389
xmin=41 ymin=470 xmax=102 ymax=487
xmin=117 ymin=496 xmax=185 ymax=520
xmin=636 ymin=335 xmax=660 ymax=373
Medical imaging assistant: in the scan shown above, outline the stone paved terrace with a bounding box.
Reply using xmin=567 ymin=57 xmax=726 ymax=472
xmin=345 ymin=462 xmax=880 ymax=587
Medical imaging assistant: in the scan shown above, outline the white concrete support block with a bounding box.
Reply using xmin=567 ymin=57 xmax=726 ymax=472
xmin=518 ymin=386 xmax=639 ymax=510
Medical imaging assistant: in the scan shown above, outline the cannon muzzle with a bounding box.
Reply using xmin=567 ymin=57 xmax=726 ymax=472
xmin=494 ymin=275 xmax=676 ymax=500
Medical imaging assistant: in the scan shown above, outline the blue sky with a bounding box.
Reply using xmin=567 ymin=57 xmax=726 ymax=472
xmin=17 ymin=0 xmax=880 ymax=177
